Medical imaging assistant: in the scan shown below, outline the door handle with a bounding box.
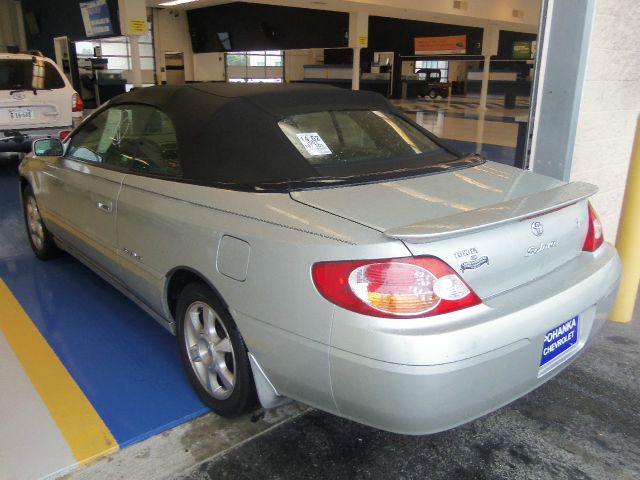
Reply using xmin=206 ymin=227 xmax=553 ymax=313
xmin=97 ymin=201 xmax=112 ymax=212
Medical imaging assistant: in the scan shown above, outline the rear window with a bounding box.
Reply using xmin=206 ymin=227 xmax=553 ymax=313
xmin=0 ymin=58 xmax=65 ymax=91
xmin=278 ymin=110 xmax=456 ymax=180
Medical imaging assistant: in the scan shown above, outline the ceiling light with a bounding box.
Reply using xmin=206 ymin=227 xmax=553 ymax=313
xmin=159 ymin=0 xmax=199 ymax=6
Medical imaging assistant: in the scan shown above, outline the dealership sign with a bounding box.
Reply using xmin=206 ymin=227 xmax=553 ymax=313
xmin=414 ymin=35 xmax=467 ymax=55
xmin=512 ymin=41 xmax=536 ymax=60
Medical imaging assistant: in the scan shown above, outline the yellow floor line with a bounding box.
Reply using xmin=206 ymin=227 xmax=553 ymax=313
xmin=0 ymin=279 xmax=118 ymax=465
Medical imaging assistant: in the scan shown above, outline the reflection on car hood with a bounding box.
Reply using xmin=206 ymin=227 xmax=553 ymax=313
xmin=289 ymin=161 xmax=564 ymax=233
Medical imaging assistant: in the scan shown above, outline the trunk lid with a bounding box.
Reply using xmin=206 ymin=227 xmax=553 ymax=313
xmin=291 ymin=162 xmax=595 ymax=298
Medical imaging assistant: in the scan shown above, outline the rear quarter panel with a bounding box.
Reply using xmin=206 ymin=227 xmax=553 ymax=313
xmin=116 ymin=175 xmax=410 ymax=406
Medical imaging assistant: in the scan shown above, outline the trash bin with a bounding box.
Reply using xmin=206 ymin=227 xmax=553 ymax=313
xmin=504 ymin=92 xmax=517 ymax=109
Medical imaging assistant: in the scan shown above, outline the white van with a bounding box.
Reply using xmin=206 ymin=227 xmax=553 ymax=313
xmin=0 ymin=52 xmax=82 ymax=152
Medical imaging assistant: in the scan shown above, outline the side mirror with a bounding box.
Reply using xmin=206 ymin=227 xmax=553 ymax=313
xmin=32 ymin=138 xmax=64 ymax=157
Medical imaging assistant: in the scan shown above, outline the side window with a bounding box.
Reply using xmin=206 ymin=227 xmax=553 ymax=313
xmin=43 ymin=62 xmax=65 ymax=89
xmin=67 ymin=105 xmax=153 ymax=168
xmin=132 ymin=108 xmax=182 ymax=177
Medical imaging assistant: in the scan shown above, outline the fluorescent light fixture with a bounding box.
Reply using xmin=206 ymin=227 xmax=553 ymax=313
xmin=158 ymin=0 xmax=199 ymax=6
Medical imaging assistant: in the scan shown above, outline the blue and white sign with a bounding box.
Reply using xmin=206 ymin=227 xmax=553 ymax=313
xmin=540 ymin=316 xmax=579 ymax=367
xmin=79 ymin=0 xmax=114 ymax=38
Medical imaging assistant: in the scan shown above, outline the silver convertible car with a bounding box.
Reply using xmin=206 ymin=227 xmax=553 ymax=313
xmin=19 ymin=84 xmax=621 ymax=434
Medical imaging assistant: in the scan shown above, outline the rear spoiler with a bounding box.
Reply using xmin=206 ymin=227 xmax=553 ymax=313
xmin=384 ymin=181 xmax=598 ymax=243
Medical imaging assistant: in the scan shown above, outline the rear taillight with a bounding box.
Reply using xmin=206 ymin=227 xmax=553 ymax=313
xmin=72 ymin=92 xmax=83 ymax=113
xmin=582 ymin=202 xmax=604 ymax=252
xmin=312 ymin=256 xmax=481 ymax=318
xmin=59 ymin=130 xmax=71 ymax=140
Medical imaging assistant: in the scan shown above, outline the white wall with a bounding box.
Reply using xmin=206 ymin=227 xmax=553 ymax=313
xmin=194 ymin=52 xmax=225 ymax=81
xmin=153 ymin=8 xmax=194 ymax=82
xmin=570 ymin=0 xmax=640 ymax=241
xmin=284 ymin=49 xmax=318 ymax=81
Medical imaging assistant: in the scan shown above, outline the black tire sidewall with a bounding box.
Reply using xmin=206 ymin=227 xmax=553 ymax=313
xmin=176 ymin=282 xmax=256 ymax=417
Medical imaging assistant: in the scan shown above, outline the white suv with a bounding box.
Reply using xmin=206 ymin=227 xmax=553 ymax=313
xmin=1 ymin=52 xmax=82 ymax=152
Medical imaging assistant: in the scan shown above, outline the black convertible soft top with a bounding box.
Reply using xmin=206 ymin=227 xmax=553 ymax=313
xmin=108 ymin=83 xmax=399 ymax=188
xmin=107 ymin=83 xmax=469 ymax=190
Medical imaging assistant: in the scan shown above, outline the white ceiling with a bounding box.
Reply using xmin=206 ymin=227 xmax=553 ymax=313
xmin=146 ymin=0 xmax=541 ymax=33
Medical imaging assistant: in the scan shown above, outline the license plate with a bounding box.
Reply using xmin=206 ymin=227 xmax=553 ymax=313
xmin=9 ymin=108 xmax=34 ymax=121
xmin=540 ymin=316 xmax=579 ymax=367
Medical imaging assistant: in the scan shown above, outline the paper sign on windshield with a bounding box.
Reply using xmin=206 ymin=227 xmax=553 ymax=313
xmin=296 ymin=133 xmax=332 ymax=156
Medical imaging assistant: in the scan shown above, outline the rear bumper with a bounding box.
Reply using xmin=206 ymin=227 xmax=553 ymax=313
xmin=0 ymin=126 xmax=69 ymax=152
xmin=329 ymin=245 xmax=621 ymax=434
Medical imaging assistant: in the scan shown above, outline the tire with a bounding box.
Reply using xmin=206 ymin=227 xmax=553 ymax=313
xmin=176 ymin=282 xmax=257 ymax=416
xmin=22 ymin=185 xmax=60 ymax=260
xmin=428 ymin=89 xmax=438 ymax=99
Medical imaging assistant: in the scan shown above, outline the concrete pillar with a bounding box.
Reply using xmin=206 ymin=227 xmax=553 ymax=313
xmin=129 ymin=35 xmax=143 ymax=88
xmin=348 ymin=11 xmax=368 ymax=91
xmin=478 ymin=26 xmax=499 ymax=112
xmin=478 ymin=56 xmax=491 ymax=112
xmin=118 ymin=0 xmax=146 ymax=88
xmin=475 ymin=111 xmax=486 ymax=153
xmin=352 ymin=48 xmax=361 ymax=91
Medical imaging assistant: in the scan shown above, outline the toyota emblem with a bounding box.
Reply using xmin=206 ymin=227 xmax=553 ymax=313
xmin=531 ymin=221 xmax=544 ymax=236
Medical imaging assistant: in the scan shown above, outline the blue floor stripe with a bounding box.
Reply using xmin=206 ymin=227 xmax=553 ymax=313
xmin=0 ymin=160 xmax=207 ymax=448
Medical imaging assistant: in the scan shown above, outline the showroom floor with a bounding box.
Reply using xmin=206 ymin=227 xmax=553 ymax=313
xmin=394 ymin=94 xmax=529 ymax=166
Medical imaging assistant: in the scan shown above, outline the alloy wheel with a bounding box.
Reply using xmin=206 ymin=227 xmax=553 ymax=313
xmin=183 ymin=301 xmax=236 ymax=400
xmin=26 ymin=196 xmax=45 ymax=251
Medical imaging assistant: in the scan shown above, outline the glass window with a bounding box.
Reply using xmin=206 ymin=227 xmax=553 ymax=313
xmin=266 ymin=55 xmax=283 ymax=67
xmin=104 ymin=56 xmax=130 ymax=70
xmin=140 ymin=57 xmax=155 ymax=70
xmin=246 ymin=78 xmax=282 ymax=83
xmin=279 ymin=110 xmax=441 ymax=166
xmin=248 ymin=55 xmax=266 ymax=67
xmin=100 ymin=42 xmax=128 ymax=56
xmin=75 ymin=41 xmax=95 ymax=56
xmin=139 ymin=43 xmax=154 ymax=57
xmin=74 ymin=31 xmax=155 ymax=73
xmin=0 ymin=59 xmax=64 ymax=90
xmin=226 ymin=54 xmax=246 ymax=66
xmin=133 ymin=108 xmax=182 ymax=177
xmin=415 ymin=60 xmax=448 ymax=83
xmin=225 ymin=50 xmax=283 ymax=81
xmin=67 ymin=105 xmax=153 ymax=168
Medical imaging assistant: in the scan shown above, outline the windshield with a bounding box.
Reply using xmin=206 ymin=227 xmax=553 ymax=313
xmin=277 ymin=110 xmax=459 ymax=183
xmin=0 ymin=58 xmax=65 ymax=91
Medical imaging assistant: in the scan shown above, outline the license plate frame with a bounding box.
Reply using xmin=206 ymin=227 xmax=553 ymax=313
xmin=540 ymin=315 xmax=579 ymax=367
xmin=9 ymin=108 xmax=34 ymax=121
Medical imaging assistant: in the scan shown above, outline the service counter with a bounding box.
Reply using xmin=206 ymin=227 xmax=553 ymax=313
xmin=466 ymin=70 xmax=532 ymax=96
